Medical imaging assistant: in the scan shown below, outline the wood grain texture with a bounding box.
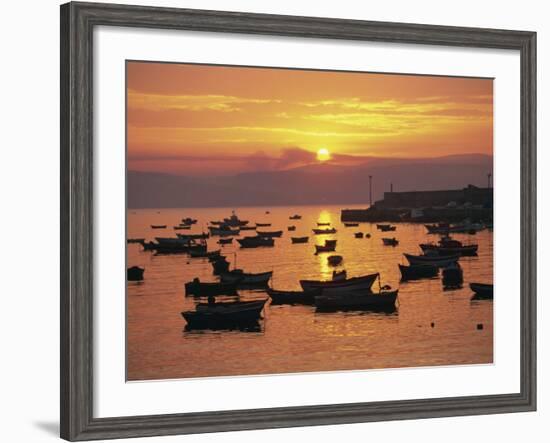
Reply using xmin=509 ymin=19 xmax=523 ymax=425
xmin=60 ymin=2 xmax=537 ymax=441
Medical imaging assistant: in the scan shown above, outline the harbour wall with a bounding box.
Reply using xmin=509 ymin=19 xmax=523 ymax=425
xmin=341 ymin=185 xmax=493 ymax=222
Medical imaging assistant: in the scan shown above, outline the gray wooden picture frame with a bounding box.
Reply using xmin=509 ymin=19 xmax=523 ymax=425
xmin=60 ymin=2 xmax=537 ymax=441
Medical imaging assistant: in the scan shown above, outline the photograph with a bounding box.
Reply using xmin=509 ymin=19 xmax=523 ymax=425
xmin=126 ymin=61 xmax=494 ymax=381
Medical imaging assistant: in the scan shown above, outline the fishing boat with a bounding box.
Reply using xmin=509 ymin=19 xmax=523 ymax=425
xmin=287 ymin=226 xmax=296 ymax=231
xmin=420 ymin=236 xmax=478 ymax=256
xmin=208 ymin=225 xmax=240 ymax=236
xmin=404 ymin=252 xmax=460 ymax=267
xmin=127 ymin=238 xmax=145 ymax=244
xmin=382 ymin=237 xmax=399 ymax=246
xmin=256 ymin=222 xmax=272 ymax=227
xmin=177 ymin=232 xmax=210 ymax=240
xmin=317 ymin=222 xmax=331 ymax=226
xmin=184 ymin=278 xmax=238 ymax=297
xmin=315 ymin=289 xmax=398 ymax=310
xmin=237 ymin=236 xmax=275 ymax=248
xmin=332 ymin=270 xmax=347 ymax=281
xmin=155 ymin=236 xmax=190 ymax=245
xmin=256 ymin=230 xmax=283 ymax=238
xmin=424 ymin=222 xmax=449 ymax=234
xmin=218 ymin=238 xmax=233 ymax=245
xmin=289 ymin=214 xmax=302 ymax=220
xmin=344 ymin=223 xmax=359 ymax=227
xmin=127 ymin=266 xmax=144 ymax=281
xmin=313 ymin=228 xmax=337 ymax=235
xmin=223 ymin=211 xmax=249 ymax=227
xmin=141 ymin=241 xmax=156 ymax=251
xmin=173 ymin=225 xmax=191 ymax=230
xmin=442 ymin=262 xmax=463 ymax=288
xmin=220 ymin=270 xmax=273 ymax=286
xmin=300 ymin=272 xmax=379 ymax=293
xmin=151 ymin=224 xmax=166 ymax=229
xmin=189 ymin=249 xmax=221 ymax=259
xmin=354 ymin=232 xmax=364 ymax=238
xmin=470 ymin=283 xmax=494 ymax=298
xmin=181 ymin=217 xmax=197 ymax=225
xmin=182 ymin=299 xmax=267 ymax=329
xmin=315 ymin=239 xmax=337 ymax=254
xmin=327 ymin=255 xmax=343 ymax=266
xmin=398 ymin=263 xmax=438 ymax=280
xmin=267 ymin=288 xmax=320 ymax=305
xmin=426 ymin=221 xmax=485 ymax=235
xmin=291 ymin=236 xmax=309 ymax=244
xmin=211 ymin=256 xmax=230 ymax=275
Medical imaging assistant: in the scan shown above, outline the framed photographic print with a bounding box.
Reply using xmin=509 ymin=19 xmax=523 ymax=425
xmin=60 ymin=2 xmax=536 ymax=441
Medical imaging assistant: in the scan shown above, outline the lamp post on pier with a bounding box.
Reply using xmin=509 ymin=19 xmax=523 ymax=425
xmin=368 ymin=175 xmax=373 ymax=207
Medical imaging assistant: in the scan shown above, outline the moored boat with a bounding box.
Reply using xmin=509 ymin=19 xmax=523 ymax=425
xmin=404 ymin=252 xmax=460 ymax=267
xmin=127 ymin=266 xmax=144 ymax=281
xmin=240 ymin=225 xmax=257 ymax=231
xmin=300 ymin=272 xmax=379 ymax=293
xmin=211 ymin=256 xmax=230 ymax=275
xmin=181 ymin=217 xmax=197 ymax=225
xmin=184 ymin=278 xmax=238 ymax=297
xmin=173 ymin=225 xmax=191 ymax=230
xmin=223 ymin=211 xmax=249 ymax=227
xmin=327 ymin=255 xmax=343 ymax=266
xmin=267 ymin=288 xmax=320 ymax=305
xmin=382 ymin=237 xmax=399 ymax=246
xmin=398 ymin=263 xmax=438 ymax=280
xmin=176 ymin=232 xmax=209 ymax=240
xmin=313 ymin=228 xmax=337 ymax=235
xmin=256 ymin=222 xmax=272 ymax=227
xmin=344 ymin=222 xmax=359 ymax=227
xmin=442 ymin=262 xmax=463 ymax=288
xmin=218 ymin=238 xmax=233 ymax=245
xmin=127 ymin=238 xmax=145 ymax=244
xmin=220 ymin=270 xmax=273 ymax=286
xmin=317 ymin=222 xmax=331 ymax=226
xmin=332 ymin=269 xmax=347 ymax=281
xmin=291 ymin=236 xmax=309 ymax=244
xmin=289 ymin=214 xmax=302 ymax=220
xmin=287 ymin=225 xmax=296 ymax=231
xmin=354 ymin=232 xmax=364 ymax=238
xmin=256 ymin=230 xmax=283 ymax=238
xmin=151 ymin=224 xmax=166 ymax=229
xmin=419 ymin=236 xmax=478 ymax=256
xmin=315 ymin=289 xmax=398 ymax=310
xmin=379 ymin=225 xmax=396 ymax=232
xmin=470 ymin=283 xmax=494 ymax=298
xmin=237 ymin=236 xmax=275 ymax=248
xmin=181 ymin=299 xmax=266 ymax=329
xmin=315 ymin=239 xmax=337 ymax=254
xmin=208 ymin=225 xmax=240 ymax=236
xmin=189 ymin=249 xmax=221 ymax=259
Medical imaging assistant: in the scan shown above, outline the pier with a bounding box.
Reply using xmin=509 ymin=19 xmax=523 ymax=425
xmin=341 ymin=185 xmax=493 ymax=223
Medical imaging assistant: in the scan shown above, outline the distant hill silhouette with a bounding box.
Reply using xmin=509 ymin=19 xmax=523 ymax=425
xmin=127 ymin=154 xmax=493 ymax=208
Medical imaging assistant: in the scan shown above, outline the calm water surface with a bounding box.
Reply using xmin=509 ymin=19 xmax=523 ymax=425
xmin=127 ymin=204 xmax=493 ymax=380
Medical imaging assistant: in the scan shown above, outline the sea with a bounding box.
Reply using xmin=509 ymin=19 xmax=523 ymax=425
xmin=127 ymin=204 xmax=493 ymax=381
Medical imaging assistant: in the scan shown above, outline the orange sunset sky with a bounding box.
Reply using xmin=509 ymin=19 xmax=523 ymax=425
xmin=127 ymin=61 xmax=493 ymax=176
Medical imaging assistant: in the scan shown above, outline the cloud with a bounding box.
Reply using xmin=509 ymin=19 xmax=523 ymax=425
xmin=127 ymin=90 xmax=281 ymax=113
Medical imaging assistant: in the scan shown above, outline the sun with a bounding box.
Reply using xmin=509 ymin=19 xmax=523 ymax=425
xmin=317 ymin=148 xmax=330 ymax=162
